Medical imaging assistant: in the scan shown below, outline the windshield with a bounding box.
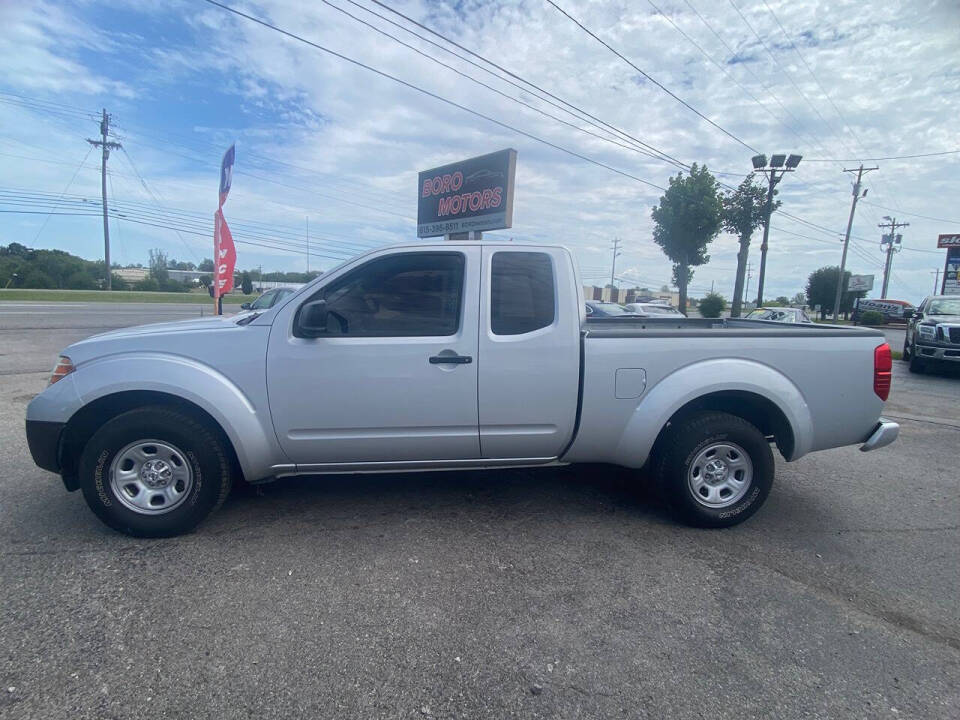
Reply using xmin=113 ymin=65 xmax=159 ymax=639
xmin=249 ymin=290 xmax=278 ymax=310
xmin=645 ymin=305 xmax=680 ymax=315
xmin=594 ymin=303 xmax=634 ymax=315
xmin=747 ymin=309 xmax=787 ymax=321
xmin=928 ymin=299 xmax=960 ymax=315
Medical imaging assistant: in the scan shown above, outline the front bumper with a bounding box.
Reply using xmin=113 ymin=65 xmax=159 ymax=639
xmin=914 ymin=340 xmax=960 ymax=362
xmin=859 ymin=419 xmax=900 ymax=452
xmin=25 ymin=420 xmax=64 ymax=473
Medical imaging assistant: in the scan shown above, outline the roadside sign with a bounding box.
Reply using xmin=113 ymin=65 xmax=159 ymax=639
xmin=417 ymin=149 xmax=517 ymax=237
xmin=937 ymin=234 xmax=960 ymax=248
xmin=848 ymin=274 xmax=874 ymax=292
xmin=944 ymin=246 xmax=960 ymax=294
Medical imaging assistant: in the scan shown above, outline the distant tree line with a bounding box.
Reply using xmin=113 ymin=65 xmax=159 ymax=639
xmin=0 ymin=243 xmax=127 ymax=290
xmin=1 ymin=243 xmax=321 ymax=294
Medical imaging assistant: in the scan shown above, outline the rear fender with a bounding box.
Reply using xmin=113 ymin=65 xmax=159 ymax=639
xmin=611 ymin=358 xmax=814 ymax=468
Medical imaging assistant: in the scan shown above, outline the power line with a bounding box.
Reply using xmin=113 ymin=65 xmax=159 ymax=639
xmin=119 ymin=146 xmax=201 ymax=262
xmin=319 ymin=0 xmax=685 ymax=169
xmin=860 ymin=200 xmax=960 ymax=226
xmin=760 ymin=0 xmax=868 ymax=160
xmin=361 ymin=0 xmax=692 ymax=170
xmin=680 ymin=0 xmax=838 ymax=163
xmin=644 ymin=0 xmax=811 ymax=148
xmin=200 ymin=0 xmax=666 ymax=191
xmin=803 ymin=149 xmax=960 ymax=162
xmin=545 ymin=0 xmax=759 ymax=153
xmin=727 ymin=0 xmax=852 ymax=159
xmin=29 ymin=146 xmax=93 ymax=244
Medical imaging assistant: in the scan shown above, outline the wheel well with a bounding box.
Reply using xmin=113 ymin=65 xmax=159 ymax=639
xmin=59 ymin=390 xmax=244 ymax=491
xmin=652 ymin=391 xmax=795 ymax=462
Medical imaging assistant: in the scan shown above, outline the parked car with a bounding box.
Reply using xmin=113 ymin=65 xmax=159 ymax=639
xmin=584 ymin=300 xmax=641 ymax=317
xmin=26 ymin=242 xmax=898 ymax=537
xmin=902 ymin=294 xmax=960 ymax=373
xmin=623 ymin=302 xmax=683 ymax=317
xmin=240 ymin=287 xmax=295 ymax=311
xmin=745 ymin=307 xmax=813 ymax=324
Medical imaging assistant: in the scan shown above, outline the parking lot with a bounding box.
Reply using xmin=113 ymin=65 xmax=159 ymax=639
xmin=1 ymin=302 xmax=958 ymax=719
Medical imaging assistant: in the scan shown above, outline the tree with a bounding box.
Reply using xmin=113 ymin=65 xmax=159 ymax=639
xmin=722 ymin=174 xmax=780 ymax=318
xmin=198 ymin=258 xmax=215 ymax=272
xmin=774 ymin=296 xmax=790 ymax=306
xmin=240 ymin=271 xmax=253 ymax=295
xmin=652 ymin=164 xmax=722 ymax=315
xmin=149 ymin=248 xmax=170 ymax=284
xmin=791 ymin=292 xmax=807 ymax=306
xmin=699 ymin=292 xmax=726 ymax=318
xmin=198 ymin=274 xmax=212 ymax=289
xmin=806 ymin=266 xmax=863 ymax=319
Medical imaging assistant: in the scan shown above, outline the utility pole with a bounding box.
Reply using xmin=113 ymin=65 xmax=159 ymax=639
xmin=932 ymin=268 xmax=941 ymax=294
xmin=878 ymin=217 xmax=908 ymax=299
xmin=832 ymin=164 xmax=878 ymax=320
xmin=745 ymin=262 xmax=753 ymax=306
xmin=87 ymin=109 xmax=121 ymax=289
xmin=306 ymin=216 xmax=310 ymax=275
xmin=609 ymin=237 xmax=622 ymax=291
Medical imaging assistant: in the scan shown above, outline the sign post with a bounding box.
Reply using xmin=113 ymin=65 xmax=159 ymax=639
xmin=418 ymin=149 xmax=517 ymax=239
xmin=938 ymin=234 xmax=960 ymax=295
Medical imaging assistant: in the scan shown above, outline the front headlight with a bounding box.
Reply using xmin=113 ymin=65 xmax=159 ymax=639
xmin=48 ymin=356 xmax=74 ymax=386
xmin=917 ymin=324 xmax=936 ymax=340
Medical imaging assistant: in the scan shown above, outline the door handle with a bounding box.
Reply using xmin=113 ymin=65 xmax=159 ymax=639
xmin=429 ymin=354 xmax=472 ymax=364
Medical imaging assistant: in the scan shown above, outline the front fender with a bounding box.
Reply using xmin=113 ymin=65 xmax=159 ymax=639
xmin=67 ymin=352 xmax=283 ymax=481
xmin=611 ymin=358 xmax=814 ymax=468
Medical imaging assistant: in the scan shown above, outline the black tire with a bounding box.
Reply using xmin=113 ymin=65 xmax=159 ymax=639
xmin=653 ymin=411 xmax=774 ymax=528
xmin=902 ymin=336 xmax=910 ymax=361
xmin=78 ymin=406 xmax=232 ymax=537
xmin=908 ymin=345 xmax=925 ymax=374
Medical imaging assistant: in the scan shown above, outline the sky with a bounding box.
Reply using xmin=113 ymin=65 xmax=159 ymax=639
xmin=0 ymin=0 xmax=958 ymax=302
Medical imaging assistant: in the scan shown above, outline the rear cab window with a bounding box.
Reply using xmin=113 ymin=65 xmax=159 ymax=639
xmin=490 ymin=252 xmax=555 ymax=335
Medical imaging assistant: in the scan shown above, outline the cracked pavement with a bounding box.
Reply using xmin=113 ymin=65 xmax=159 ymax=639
xmin=1 ymin=303 xmax=958 ymax=719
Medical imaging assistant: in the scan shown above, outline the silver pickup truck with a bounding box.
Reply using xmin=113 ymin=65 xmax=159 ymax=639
xmin=26 ymin=242 xmax=899 ymax=537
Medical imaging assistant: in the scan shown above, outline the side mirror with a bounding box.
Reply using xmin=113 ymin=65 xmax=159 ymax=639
xmin=903 ymin=309 xmax=914 ymax=319
xmin=298 ymin=299 xmax=329 ymax=337
xmin=240 ymin=302 xmax=251 ymax=310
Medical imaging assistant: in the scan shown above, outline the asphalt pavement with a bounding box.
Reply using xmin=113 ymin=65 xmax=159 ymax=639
xmin=1 ymin=301 xmax=958 ymax=719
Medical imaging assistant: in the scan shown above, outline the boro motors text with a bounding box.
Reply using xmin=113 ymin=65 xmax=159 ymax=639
xmin=421 ymin=170 xmax=503 ymax=218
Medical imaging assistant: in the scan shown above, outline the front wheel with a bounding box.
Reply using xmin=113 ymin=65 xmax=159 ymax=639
xmin=78 ymin=406 xmax=233 ymax=537
xmin=654 ymin=411 xmax=774 ymax=528
xmin=908 ymin=344 xmax=925 ymax=373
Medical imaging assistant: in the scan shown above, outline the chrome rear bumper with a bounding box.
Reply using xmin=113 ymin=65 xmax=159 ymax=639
xmin=859 ymin=419 xmax=900 ymax=452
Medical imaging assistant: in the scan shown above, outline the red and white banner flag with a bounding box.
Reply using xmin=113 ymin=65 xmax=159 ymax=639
xmin=214 ymin=209 xmax=236 ymax=295
xmin=214 ymin=144 xmax=236 ymax=299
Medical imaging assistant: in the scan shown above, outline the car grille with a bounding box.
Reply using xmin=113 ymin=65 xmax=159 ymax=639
xmin=949 ymin=327 xmax=960 ymax=344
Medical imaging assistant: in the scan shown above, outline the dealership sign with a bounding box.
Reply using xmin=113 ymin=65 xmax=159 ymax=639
xmin=847 ymin=274 xmax=874 ymax=292
xmin=937 ymin=233 xmax=960 ymax=248
xmin=418 ymin=149 xmax=517 ymax=237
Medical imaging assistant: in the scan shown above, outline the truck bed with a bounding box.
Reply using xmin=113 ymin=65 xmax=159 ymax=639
xmin=584 ymin=316 xmax=885 ymax=338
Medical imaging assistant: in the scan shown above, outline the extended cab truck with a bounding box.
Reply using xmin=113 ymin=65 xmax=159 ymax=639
xmin=26 ymin=242 xmax=900 ymax=537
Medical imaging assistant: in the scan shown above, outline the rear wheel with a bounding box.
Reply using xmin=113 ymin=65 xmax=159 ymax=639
xmin=78 ymin=406 xmax=232 ymax=537
xmin=654 ymin=411 xmax=774 ymax=528
xmin=902 ymin=336 xmax=910 ymax=360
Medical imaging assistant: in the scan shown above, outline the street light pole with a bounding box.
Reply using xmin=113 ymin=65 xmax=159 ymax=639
xmin=750 ymin=153 xmax=801 ymax=307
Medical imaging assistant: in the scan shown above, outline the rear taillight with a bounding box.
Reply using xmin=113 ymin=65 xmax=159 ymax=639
xmin=873 ymin=343 xmax=892 ymax=401
xmin=49 ymin=356 xmax=74 ymax=386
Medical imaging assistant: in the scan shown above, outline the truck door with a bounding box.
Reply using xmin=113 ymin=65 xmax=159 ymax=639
xmin=266 ymin=247 xmax=481 ymax=465
xmin=477 ymin=246 xmax=581 ymax=459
